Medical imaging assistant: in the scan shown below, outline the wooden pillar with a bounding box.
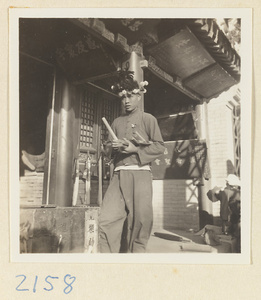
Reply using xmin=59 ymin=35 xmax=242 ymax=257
xmin=195 ymin=102 xmax=213 ymax=228
xmin=121 ymin=51 xmax=144 ymax=111
xmin=55 ymin=76 xmax=76 ymax=206
xmin=44 ymin=71 xmax=78 ymax=207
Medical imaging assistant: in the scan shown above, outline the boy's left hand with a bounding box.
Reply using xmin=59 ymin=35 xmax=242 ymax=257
xmin=121 ymin=138 xmax=139 ymax=153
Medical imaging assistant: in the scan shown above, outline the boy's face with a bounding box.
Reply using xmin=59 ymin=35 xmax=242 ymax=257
xmin=121 ymin=92 xmax=141 ymax=113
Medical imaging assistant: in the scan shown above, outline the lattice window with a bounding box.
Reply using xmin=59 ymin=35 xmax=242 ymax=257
xmin=233 ymin=104 xmax=241 ymax=177
xmin=100 ymin=96 xmax=120 ymax=143
xmin=80 ymin=90 xmax=96 ymax=149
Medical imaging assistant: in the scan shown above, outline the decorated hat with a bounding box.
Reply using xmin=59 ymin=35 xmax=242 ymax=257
xmin=111 ymin=70 xmax=148 ymax=97
xmin=226 ymin=174 xmax=241 ymax=187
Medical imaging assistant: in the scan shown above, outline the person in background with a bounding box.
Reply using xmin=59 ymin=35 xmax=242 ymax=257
xmin=99 ymin=71 xmax=165 ymax=253
xmin=207 ymin=174 xmax=241 ymax=251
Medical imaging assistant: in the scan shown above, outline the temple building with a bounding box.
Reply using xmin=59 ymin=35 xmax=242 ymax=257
xmin=19 ymin=18 xmax=241 ymax=253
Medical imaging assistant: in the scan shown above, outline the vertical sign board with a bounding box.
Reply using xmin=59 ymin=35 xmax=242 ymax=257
xmin=84 ymin=209 xmax=99 ymax=253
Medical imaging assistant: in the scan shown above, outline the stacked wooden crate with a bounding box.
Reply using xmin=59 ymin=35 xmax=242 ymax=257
xmin=20 ymin=170 xmax=44 ymax=206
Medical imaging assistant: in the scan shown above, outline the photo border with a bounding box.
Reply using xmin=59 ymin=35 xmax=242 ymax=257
xmin=9 ymin=7 xmax=252 ymax=264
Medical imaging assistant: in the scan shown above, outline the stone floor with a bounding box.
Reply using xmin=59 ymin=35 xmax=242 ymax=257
xmin=146 ymin=228 xmax=237 ymax=253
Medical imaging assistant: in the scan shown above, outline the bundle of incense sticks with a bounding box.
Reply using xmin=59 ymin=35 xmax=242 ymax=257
xmin=133 ymin=131 xmax=147 ymax=143
xmin=102 ymin=117 xmax=118 ymax=140
xmin=102 ymin=117 xmax=149 ymax=147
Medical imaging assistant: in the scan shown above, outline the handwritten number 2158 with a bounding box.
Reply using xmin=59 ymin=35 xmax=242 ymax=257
xmin=16 ymin=274 xmax=76 ymax=294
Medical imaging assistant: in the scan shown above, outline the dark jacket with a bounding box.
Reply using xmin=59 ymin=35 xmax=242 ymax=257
xmin=110 ymin=109 xmax=165 ymax=168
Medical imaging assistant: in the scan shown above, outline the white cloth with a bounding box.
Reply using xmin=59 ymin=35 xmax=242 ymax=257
xmin=114 ymin=165 xmax=151 ymax=172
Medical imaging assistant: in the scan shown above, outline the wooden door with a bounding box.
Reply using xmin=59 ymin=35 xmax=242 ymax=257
xmin=76 ymin=85 xmax=120 ymax=206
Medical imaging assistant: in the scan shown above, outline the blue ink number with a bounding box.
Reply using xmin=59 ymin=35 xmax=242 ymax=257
xmin=16 ymin=274 xmax=76 ymax=294
xmin=16 ymin=275 xmax=29 ymax=292
xmin=64 ymin=274 xmax=76 ymax=294
xmin=44 ymin=276 xmax=59 ymax=291
xmin=33 ymin=275 xmax=38 ymax=293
